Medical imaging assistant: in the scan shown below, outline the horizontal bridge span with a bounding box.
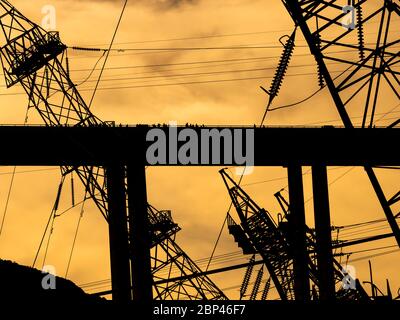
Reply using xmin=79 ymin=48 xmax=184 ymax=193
xmin=0 ymin=125 xmax=398 ymax=166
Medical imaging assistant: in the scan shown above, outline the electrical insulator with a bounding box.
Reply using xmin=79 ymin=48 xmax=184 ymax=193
xmin=262 ymin=29 xmax=296 ymax=107
xmin=250 ymin=267 xmax=264 ymax=300
xmin=357 ymin=2 xmax=365 ymax=60
xmin=240 ymin=255 xmax=255 ymax=299
xmin=261 ymin=277 xmax=271 ymax=300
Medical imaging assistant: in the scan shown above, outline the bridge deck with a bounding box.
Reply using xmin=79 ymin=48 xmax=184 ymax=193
xmin=0 ymin=125 xmax=398 ymax=166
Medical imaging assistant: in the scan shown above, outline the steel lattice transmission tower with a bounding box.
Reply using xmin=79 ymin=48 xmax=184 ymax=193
xmin=279 ymin=0 xmax=400 ymax=247
xmin=220 ymin=169 xmax=369 ymax=301
xmin=0 ymin=0 xmax=226 ymax=301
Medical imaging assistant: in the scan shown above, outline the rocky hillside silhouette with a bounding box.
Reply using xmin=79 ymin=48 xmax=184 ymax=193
xmin=0 ymin=259 xmax=103 ymax=303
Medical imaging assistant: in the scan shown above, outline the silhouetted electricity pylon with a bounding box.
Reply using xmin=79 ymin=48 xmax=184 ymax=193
xmin=0 ymin=0 xmax=225 ymax=301
xmin=278 ymin=0 xmax=400 ymax=247
xmin=221 ymin=169 xmax=370 ymax=300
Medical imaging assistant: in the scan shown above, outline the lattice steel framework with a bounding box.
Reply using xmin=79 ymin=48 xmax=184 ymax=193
xmin=220 ymin=169 xmax=369 ymax=300
xmin=280 ymin=0 xmax=400 ymax=247
xmin=0 ymin=0 xmax=225 ymax=300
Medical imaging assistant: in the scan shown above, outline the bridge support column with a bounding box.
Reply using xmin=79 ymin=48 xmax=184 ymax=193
xmin=106 ymin=164 xmax=132 ymax=302
xmin=127 ymin=164 xmax=153 ymax=301
xmin=312 ymin=165 xmax=335 ymax=300
xmin=287 ymin=165 xmax=310 ymax=301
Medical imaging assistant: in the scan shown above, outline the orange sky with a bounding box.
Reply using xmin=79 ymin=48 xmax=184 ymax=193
xmin=0 ymin=0 xmax=399 ymax=300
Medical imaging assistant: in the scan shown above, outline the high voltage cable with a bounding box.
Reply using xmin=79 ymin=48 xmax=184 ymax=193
xmin=61 ymin=49 xmax=372 ymax=72
xmin=32 ymin=176 xmax=66 ymax=268
xmin=80 ymin=251 xmax=247 ymax=290
xmin=0 ymin=71 xmax=328 ymax=96
xmin=1 ymin=70 xmax=348 ymax=97
xmin=0 ymin=68 xmax=350 ymax=96
xmin=340 ymin=225 xmax=396 ymax=239
xmin=241 ymin=166 xmax=357 ymax=187
xmin=349 ymin=248 xmax=400 ymax=263
xmin=69 ymin=55 xmax=279 ymax=72
xmin=339 ymin=224 xmax=394 ymax=238
xmin=80 ymin=224 xmax=398 ymax=291
xmin=0 ymin=108 xmax=31 ymax=239
xmin=0 ymin=48 xmax=387 ymax=83
xmin=81 ymin=241 xmax=400 ymax=292
xmin=67 ymin=44 xmax=400 ymax=59
xmin=261 ymin=64 xmax=356 ymax=124
xmin=87 ymin=0 xmax=128 ymax=110
xmin=72 ymin=44 xmax=310 ymax=52
xmin=0 ymin=166 xmax=16 ymax=238
xmin=0 ymin=168 xmax=58 ymax=176
xmin=78 ymin=29 xmax=298 ymax=47
xmin=65 ymin=193 xmax=87 ymax=278
xmin=75 ymin=51 xmax=106 ymax=87
xmin=70 ymin=62 xmax=345 ymax=84
xmin=73 ymin=40 xmax=391 ymax=53
xmin=75 ymin=20 xmax=400 ymax=47
xmin=77 ymin=70 xmax=346 ymax=92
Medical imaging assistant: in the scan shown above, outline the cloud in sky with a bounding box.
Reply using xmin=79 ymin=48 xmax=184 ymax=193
xmin=78 ymin=0 xmax=200 ymax=10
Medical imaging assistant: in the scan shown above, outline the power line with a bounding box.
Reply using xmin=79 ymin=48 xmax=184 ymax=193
xmin=80 ymin=250 xmax=247 ymax=291
xmin=76 ymin=70 xmax=345 ymax=92
xmin=69 ymin=55 xmax=279 ymax=72
xmin=71 ymin=44 xmax=310 ymax=52
xmin=241 ymin=167 xmax=355 ymax=187
xmin=0 ymin=108 xmax=31 ymax=238
xmin=0 ymin=48 xmax=376 ymax=81
xmin=375 ymin=103 xmax=400 ymax=123
xmin=70 ymin=40 xmax=399 ymax=54
xmin=0 ymin=166 xmax=16 ymax=238
xmin=76 ymin=51 xmax=106 ymax=87
xmin=301 ymin=167 xmax=356 ymax=207
xmin=0 ymin=57 xmax=323 ymax=89
xmin=77 ymin=29 xmax=296 ymax=47
xmin=72 ymin=61 xmax=344 ymax=84
xmin=340 ymin=225 xmax=395 ymax=239
xmin=62 ymin=49 xmax=366 ymax=72
xmin=87 ymin=0 xmax=128 ymax=110
xmin=260 ymin=64 xmax=355 ymax=125
xmin=32 ymin=176 xmax=65 ymax=268
xmin=65 ymin=193 xmax=86 ymax=278
xmin=74 ymin=20 xmax=399 ymax=47
xmin=1 ymin=67 xmax=345 ymax=97
xmin=0 ymin=168 xmax=58 ymax=176
xmin=349 ymin=248 xmax=400 ymax=263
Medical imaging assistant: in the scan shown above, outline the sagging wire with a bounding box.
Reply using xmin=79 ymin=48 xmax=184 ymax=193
xmin=0 ymin=105 xmax=31 ymax=239
xmin=87 ymin=0 xmax=129 ymax=110
xmin=75 ymin=50 xmax=107 ymax=87
xmin=65 ymin=191 xmax=87 ymax=278
xmin=32 ymin=176 xmax=65 ymax=268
